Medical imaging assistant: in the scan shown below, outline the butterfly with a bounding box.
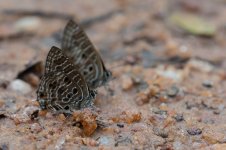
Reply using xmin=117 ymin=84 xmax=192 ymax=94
xmin=37 ymin=46 xmax=96 ymax=113
xmin=61 ymin=20 xmax=112 ymax=90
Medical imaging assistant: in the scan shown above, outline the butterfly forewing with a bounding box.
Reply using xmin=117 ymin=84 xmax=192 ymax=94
xmin=37 ymin=46 xmax=95 ymax=113
xmin=62 ymin=20 xmax=112 ymax=89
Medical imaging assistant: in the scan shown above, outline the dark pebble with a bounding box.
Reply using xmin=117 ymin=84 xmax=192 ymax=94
xmin=115 ymin=135 xmax=132 ymax=147
xmin=0 ymin=113 xmax=7 ymax=119
xmin=202 ymin=80 xmax=213 ymax=88
xmin=167 ymin=86 xmax=179 ymax=97
xmin=72 ymin=122 xmax=82 ymax=127
xmin=153 ymin=108 xmax=167 ymax=115
xmin=173 ymin=114 xmax=184 ymax=122
xmin=30 ymin=110 xmax=39 ymax=120
xmin=0 ymin=80 xmax=9 ymax=89
xmin=153 ymin=127 xmax=168 ymax=138
xmin=117 ymin=123 xmax=124 ymax=128
xmin=187 ymin=128 xmax=202 ymax=135
xmin=0 ymin=144 xmax=8 ymax=150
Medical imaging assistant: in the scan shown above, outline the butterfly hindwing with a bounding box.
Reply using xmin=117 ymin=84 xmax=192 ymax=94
xmin=37 ymin=46 xmax=95 ymax=113
xmin=45 ymin=46 xmax=80 ymax=74
xmin=62 ymin=20 xmax=112 ymax=89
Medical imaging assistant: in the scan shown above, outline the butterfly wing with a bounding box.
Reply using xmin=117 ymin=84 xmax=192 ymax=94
xmin=37 ymin=46 xmax=95 ymax=113
xmin=45 ymin=46 xmax=80 ymax=74
xmin=62 ymin=20 xmax=111 ymax=89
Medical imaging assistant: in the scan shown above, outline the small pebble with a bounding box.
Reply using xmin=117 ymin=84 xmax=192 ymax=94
xmin=0 ymin=80 xmax=9 ymax=89
xmin=23 ymin=106 xmax=39 ymax=118
xmin=187 ymin=128 xmax=202 ymax=135
xmin=152 ymin=108 xmax=167 ymax=115
xmin=0 ymin=113 xmax=6 ymax=119
xmin=121 ymin=75 xmax=134 ymax=91
xmin=30 ymin=123 xmax=42 ymax=133
xmin=173 ymin=141 xmax=184 ymax=150
xmin=153 ymin=127 xmax=169 ymax=138
xmin=186 ymin=59 xmax=214 ymax=73
xmin=117 ymin=123 xmax=125 ymax=128
xmin=58 ymin=114 xmax=66 ymax=121
xmin=115 ymin=135 xmax=132 ymax=146
xmin=202 ymin=80 xmax=213 ymax=88
xmin=98 ymin=136 xmax=115 ymax=146
xmin=156 ymin=67 xmax=183 ymax=82
xmin=14 ymin=17 xmax=41 ymax=32
xmin=30 ymin=110 xmax=39 ymax=120
xmin=8 ymin=79 xmax=32 ymax=94
xmin=82 ymin=138 xmax=98 ymax=146
xmin=55 ymin=137 xmax=66 ymax=150
xmin=167 ymin=86 xmax=179 ymax=97
xmin=131 ymin=123 xmax=147 ymax=132
xmin=214 ymin=104 xmax=225 ymax=114
xmin=125 ymin=55 xmax=137 ymax=65
xmin=0 ymin=99 xmax=5 ymax=107
xmin=202 ymin=129 xmax=225 ymax=144
xmin=159 ymin=103 xmax=168 ymax=111
xmin=135 ymin=92 xmax=149 ymax=105
xmin=173 ymin=114 xmax=184 ymax=122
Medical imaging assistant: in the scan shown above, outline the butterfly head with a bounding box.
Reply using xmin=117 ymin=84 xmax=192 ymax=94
xmin=37 ymin=90 xmax=47 ymax=110
xmin=38 ymin=98 xmax=47 ymax=110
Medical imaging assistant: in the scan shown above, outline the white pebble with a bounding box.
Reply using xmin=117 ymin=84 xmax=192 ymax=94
xmin=14 ymin=17 xmax=41 ymax=32
xmin=8 ymin=79 xmax=32 ymax=94
xmin=98 ymin=136 xmax=114 ymax=146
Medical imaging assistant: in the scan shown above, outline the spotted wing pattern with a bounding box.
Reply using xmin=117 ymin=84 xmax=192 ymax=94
xmin=62 ymin=20 xmax=112 ymax=89
xmin=37 ymin=46 xmax=96 ymax=113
